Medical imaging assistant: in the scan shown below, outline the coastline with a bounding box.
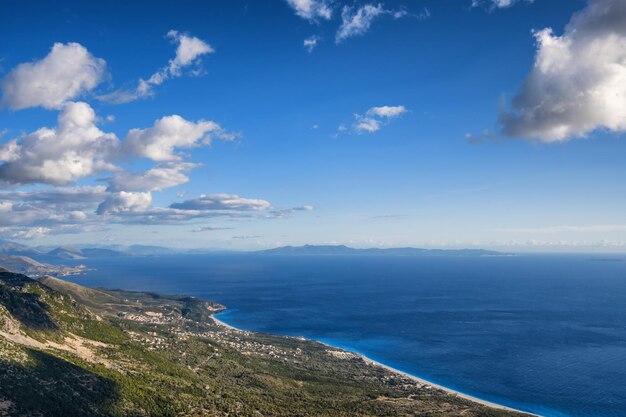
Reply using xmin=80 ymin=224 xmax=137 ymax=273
xmin=210 ymin=311 xmax=538 ymax=416
xmin=211 ymin=313 xmax=242 ymax=331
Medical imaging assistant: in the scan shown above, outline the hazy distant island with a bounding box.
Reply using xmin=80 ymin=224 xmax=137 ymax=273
xmin=1 ymin=239 xmax=506 ymax=262
xmin=256 ymin=244 xmax=505 ymax=257
xmin=0 ymin=266 xmax=530 ymax=416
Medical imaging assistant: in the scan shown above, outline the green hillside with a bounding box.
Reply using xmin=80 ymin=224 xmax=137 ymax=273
xmin=0 ymin=270 xmax=529 ymax=417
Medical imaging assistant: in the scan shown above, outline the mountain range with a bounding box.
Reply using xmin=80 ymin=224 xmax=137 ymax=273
xmin=0 ymin=240 xmax=503 ymax=262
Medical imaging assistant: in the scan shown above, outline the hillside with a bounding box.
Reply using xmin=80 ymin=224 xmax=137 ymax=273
xmin=0 ymin=255 xmax=87 ymax=277
xmin=0 ymin=271 xmax=529 ymax=416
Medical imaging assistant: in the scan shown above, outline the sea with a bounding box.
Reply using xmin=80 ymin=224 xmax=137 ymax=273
xmin=63 ymin=253 xmax=626 ymax=417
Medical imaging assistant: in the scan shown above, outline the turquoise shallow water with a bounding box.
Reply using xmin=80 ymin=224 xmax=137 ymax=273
xmin=65 ymin=253 xmax=626 ymax=417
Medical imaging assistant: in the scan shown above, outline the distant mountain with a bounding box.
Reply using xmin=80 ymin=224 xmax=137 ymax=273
xmin=126 ymin=244 xmax=177 ymax=255
xmin=47 ymin=246 xmax=85 ymax=260
xmin=0 ymin=240 xmax=43 ymax=257
xmin=256 ymin=245 xmax=503 ymax=257
xmin=0 ymin=254 xmax=87 ymax=277
xmin=80 ymin=248 xmax=125 ymax=257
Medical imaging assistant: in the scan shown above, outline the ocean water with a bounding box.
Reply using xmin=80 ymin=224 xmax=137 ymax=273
xmin=64 ymin=254 xmax=626 ymax=417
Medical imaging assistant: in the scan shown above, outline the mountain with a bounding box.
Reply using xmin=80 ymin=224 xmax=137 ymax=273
xmin=0 ymin=255 xmax=87 ymax=277
xmin=0 ymin=271 xmax=527 ymax=417
xmin=257 ymin=244 xmax=504 ymax=257
xmin=126 ymin=244 xmax=177 ymax=255
xmin=0 ymin=241 xmax=126 ymax=261
xmin=0 ymin=240 xmax=43 ymax=258
xmin=47 ymin=246 xmax=85 ymax=260
xmin=79 ymin=248 xmax=125 ymax=258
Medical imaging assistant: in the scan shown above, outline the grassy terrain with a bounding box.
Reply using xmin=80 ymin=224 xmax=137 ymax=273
xmin=0 ymin=271 xmax=530 ymax=416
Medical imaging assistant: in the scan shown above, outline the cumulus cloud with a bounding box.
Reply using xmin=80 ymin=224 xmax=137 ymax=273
xmin=0 ymin=140 xmax=20 ymax=162
xmin=286 ymin=0 xmax=332 ymax=22
xmin=105 ymin=162 xmax=198 ymax=192
xmin=123 ymin=115 xmax=232 ymax=161
xmin=1 ymin=43 xmax=106 ymax=110
xmin=0 ymin=102 xmax=119 ymax=185
xmin=96 ymin=191 xmax=152 ymax=215
xmin=499 ymin=0 xmax=626 ymax=142
xmin=352 ymin=105 xmax=407 ymax=133
xmin=170 ymin=194 xmax=272 ymax=211
xmin=100 ymin=30 xmax=214 ymax=104
xmin=0 ymin=103 xmax=228 ymax=186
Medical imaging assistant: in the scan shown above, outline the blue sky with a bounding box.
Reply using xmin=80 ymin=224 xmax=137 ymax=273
xmin=2 ymin=0 xmax=626 ymax=251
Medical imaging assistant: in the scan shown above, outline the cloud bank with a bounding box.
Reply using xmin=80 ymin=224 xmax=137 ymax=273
xmin=0 ymin=35 xmax=312 ymax=240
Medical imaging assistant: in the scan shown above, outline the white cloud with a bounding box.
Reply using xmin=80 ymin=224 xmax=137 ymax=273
xmin=1 ymin=43 xmax=106 ymax=110
xmin=335 ymin=4 xmax=422 ymax=43
xmin=366 ymin=105 xmax=407 ymax=118
xmin=286 ymin=0 xmax=332 ymax=22
xmin=96 ymin=191 xmax=152 ymax=215
xmin=494 ymin=0 xmax=514 ymax=7
xmin=0 ymin=186 xmax=107 ymax=211
xmin=0 ymin=102 xmax=119 ymax=185
xmin=170 ymin=193 xmax=272 ymax=211
xmin=336 ymin=4 xmax=385 ymax=43
xmin=270 ymin=205 xmax=314 ymax=218
xmin=94 ymin=198 xmax=310 ymax=226
xmin=0 ymin=187 xmax=99 ymax=230
xmin=471 ymin=0 xmax=533 ymax=9
xmin=191 ymin=226 xmax=234 ymax=232
xmin=0 ymin=140 xmax=20 ymax=162
xmin=123 ymin=115 xmax=231 ymax=162
xmin=11 ymin=227 xmax=51 ymax=239
xmin=105 ymin=162 xmax=198 ymax=192
xmin=304 ymin=35 xmax=320 ymax=53
xmin=354 ymin=116 xmax=381 ymax=133
xmin=165 ymin=30 xmax=214 ymax=74
xmin=499 ymin=0 xmax=626 ymax=142
xmin=99 ymin=30 xmax=213 ymax=104
xmin=352 ymin=105 xmax=407 ymax=133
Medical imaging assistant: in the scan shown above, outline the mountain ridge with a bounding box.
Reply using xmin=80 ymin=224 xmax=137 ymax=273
xmin=256 ymin=244 xmax=505 ymax=256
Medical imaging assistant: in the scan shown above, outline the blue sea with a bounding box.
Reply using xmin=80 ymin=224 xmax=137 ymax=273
xmin=64 ymin=253 xmax=626 ymax=417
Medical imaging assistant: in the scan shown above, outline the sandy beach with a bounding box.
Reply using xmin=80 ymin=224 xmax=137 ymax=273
xmin=211 ymin=314 xmax=244 ymax=332
xmin=211 ymin=312 xmax=537 ymax=416
xmin=360 ymin=356 xmax=537 ymax=415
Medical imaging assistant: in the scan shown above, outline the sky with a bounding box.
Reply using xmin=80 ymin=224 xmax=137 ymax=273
xmin=2 ymin=0 xmax=626 ymax=252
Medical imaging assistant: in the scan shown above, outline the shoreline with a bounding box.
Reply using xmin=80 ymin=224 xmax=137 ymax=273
xmin=210 ymin=311 xmax=538 ymax=417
